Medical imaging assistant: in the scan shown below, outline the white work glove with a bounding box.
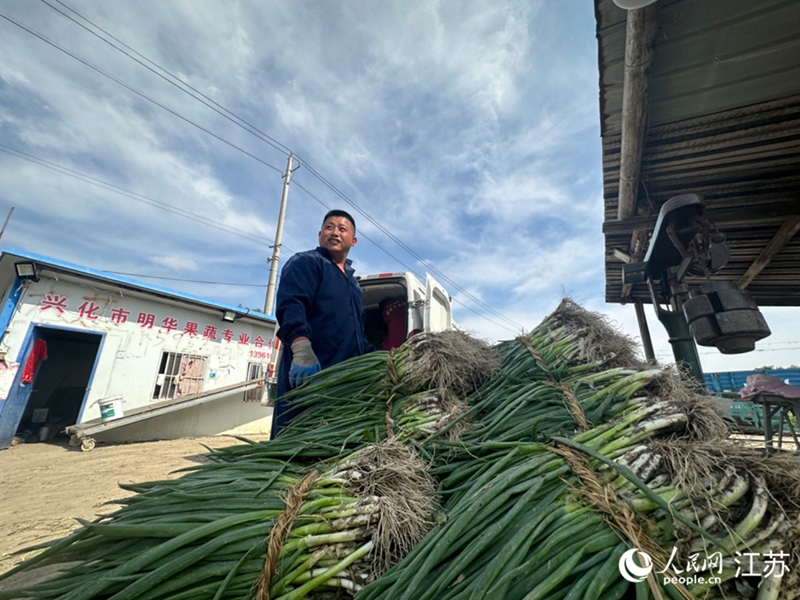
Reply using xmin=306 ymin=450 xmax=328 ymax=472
xmin=289 ymin=340 xmax=321 ymax=388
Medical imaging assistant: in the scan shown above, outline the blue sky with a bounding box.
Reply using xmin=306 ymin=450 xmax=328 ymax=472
xmin=1 ymin=0 xmax=796 ymax=372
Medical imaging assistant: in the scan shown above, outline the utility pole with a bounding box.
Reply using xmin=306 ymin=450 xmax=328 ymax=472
xmin=264 ymin=153 xmax=299 ymax=315
xmin=0 ymin=207 xmax=14 ymax=241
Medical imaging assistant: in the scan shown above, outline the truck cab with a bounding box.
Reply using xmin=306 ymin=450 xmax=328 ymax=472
xmin=357 ymin=272 xmax=454 ymax=351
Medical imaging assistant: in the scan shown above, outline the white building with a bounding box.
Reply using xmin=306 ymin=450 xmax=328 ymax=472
xmin=0 ymin=248 xmax=277 ymax=450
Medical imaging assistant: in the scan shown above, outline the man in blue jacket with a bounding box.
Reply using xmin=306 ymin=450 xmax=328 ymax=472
xmin=271 ymin=209 xmax=374 ymax=437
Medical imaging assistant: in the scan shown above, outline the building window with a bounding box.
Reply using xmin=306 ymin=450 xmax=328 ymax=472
xmin=244 ymin=362 xmax=265 ymax=402
xmin=153 ymin=352 xmax=207 ymax=400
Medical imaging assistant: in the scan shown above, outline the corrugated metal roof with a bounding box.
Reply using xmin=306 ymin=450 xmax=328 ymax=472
xmin=598 ymin=0 xmax=800 ymax=134
xmin=2 ymin=247 xmax=276 ymax=324
xmin=597 ymin=0 xmax=800 ymax=306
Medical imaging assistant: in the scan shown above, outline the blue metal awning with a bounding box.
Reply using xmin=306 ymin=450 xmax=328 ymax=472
xmin=2 ymin=247 xmax=276 ymax=324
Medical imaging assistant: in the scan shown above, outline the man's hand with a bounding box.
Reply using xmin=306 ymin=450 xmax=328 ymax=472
xmin=289 ymin=339 xmax=321 ymax=388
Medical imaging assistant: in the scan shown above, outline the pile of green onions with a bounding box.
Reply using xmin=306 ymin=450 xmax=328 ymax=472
xmin=3 ymin=300 xmax=799 ymax=600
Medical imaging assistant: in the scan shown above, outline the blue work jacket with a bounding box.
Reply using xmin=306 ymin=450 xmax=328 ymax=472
xmin=274 ymin=247 xmax=373 ymax=402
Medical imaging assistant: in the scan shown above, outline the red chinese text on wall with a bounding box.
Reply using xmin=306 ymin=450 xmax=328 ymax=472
xmin=36 ymin=294 xmax=273 ymax=349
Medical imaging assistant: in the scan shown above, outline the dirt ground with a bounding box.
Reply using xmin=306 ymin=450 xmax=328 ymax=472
xmin=0 ymin=435 xmax=270 ymax=578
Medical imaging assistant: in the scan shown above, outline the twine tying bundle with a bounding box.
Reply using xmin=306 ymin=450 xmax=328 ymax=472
xmin=384 ymin=393 xmax=396 ymax=438
xmin=385 ymin=350 xmax=400 ymax=387
xmin=517 ymin=336 xmax=592 ymax=432
xmin=384 ymin=351 xmax=401 ymax=438
xmin=553 ymin=444 xmax=692 ymax=600
xmin=256 ymin=469 xmax=321 ymax=600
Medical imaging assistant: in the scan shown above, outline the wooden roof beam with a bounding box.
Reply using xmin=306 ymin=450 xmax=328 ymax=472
xmin=738 ymin=216 xmax=800 ymax=289
xmin=617 ymin=4 xmax=658 ymax=220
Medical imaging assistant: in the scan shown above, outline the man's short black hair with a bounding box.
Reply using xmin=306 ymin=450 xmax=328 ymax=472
xmin=322 ymin=209 xmax=356 ymax=234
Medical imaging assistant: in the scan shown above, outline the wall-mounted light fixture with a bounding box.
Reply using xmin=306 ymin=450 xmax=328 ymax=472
xmin=222 ymin=310 xmax=237 ymax=323
xmin=612 ymin=0 xmax=657 ymax=8
xmin=14 ymin=261 xmax=38 ymax=281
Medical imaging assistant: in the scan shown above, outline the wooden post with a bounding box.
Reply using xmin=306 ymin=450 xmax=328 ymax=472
xmin=634 ymin=300 xmax=656 ymax=364
xmin=617 ymin=5 xmax=658 ymax=221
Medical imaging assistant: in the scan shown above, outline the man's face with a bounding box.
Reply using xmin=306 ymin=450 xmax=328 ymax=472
xmin=318 ymin=216 xmax=357 ymax=256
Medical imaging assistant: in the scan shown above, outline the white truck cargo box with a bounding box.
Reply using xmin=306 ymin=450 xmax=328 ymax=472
xmin=357 ymin=272 xmax=454 ymax=351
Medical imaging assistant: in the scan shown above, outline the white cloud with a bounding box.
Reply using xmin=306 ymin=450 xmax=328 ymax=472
xmin=150 ymin=255 xmax=198 ymax=271
xmin=0 ymin=58 xmax=30 ymax=88
xmin=467 ymin=169 xmax=569 ymax=220
xmin=439 ymin=232 xmax=602 ymax=298
xmin=373 ymin=0 xmax=537 ymax=118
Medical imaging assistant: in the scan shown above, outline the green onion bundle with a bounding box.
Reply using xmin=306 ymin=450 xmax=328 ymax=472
xmin=231 ymin=353 xmax=393 ymax=462
xmin=388 ymin=389 xmax=467 ymax=441
xmin=452 ymin=366 xmax=663 ymax=446
xmin=589 ymin=432 xmax=800 ymax=598
xmin=266 ymin=440 xmax=435 ymax=599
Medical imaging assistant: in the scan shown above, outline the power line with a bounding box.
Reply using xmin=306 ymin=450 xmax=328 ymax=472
xmin=0 ymin=144 xmax=295 ymax=254
xmin=6 ymin=5 xmax=522 ymax=332
xmin=105 ymin=271 xmax=270 ymax=287
xmin=0 ymin=10 xmax=284 ymax=176
xmin=8 ymin=130 xmax=513 ymax=332
xmin=41 ymin=0 xmax=292 ymax=158
xmin=3 ymin=144 xmax=291 ymax=289
xmin=41 ymin=0 xmax=522 ymax=331
xmin=8 ymin=125 xmax=514 ymax=333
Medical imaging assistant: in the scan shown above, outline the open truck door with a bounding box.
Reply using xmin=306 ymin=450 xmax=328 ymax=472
xmin=424 ymin=274 xmax=452 ymax=333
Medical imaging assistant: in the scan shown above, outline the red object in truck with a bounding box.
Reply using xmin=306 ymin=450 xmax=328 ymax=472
xmin=381 ymin=298 xmax=407 ymax=351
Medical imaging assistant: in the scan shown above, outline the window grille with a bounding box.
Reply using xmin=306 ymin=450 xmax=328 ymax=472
xmin=244 ymin=362 xmax=264 ymax=402
xmin=153 ymin=352 xmax=207 ymax=400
